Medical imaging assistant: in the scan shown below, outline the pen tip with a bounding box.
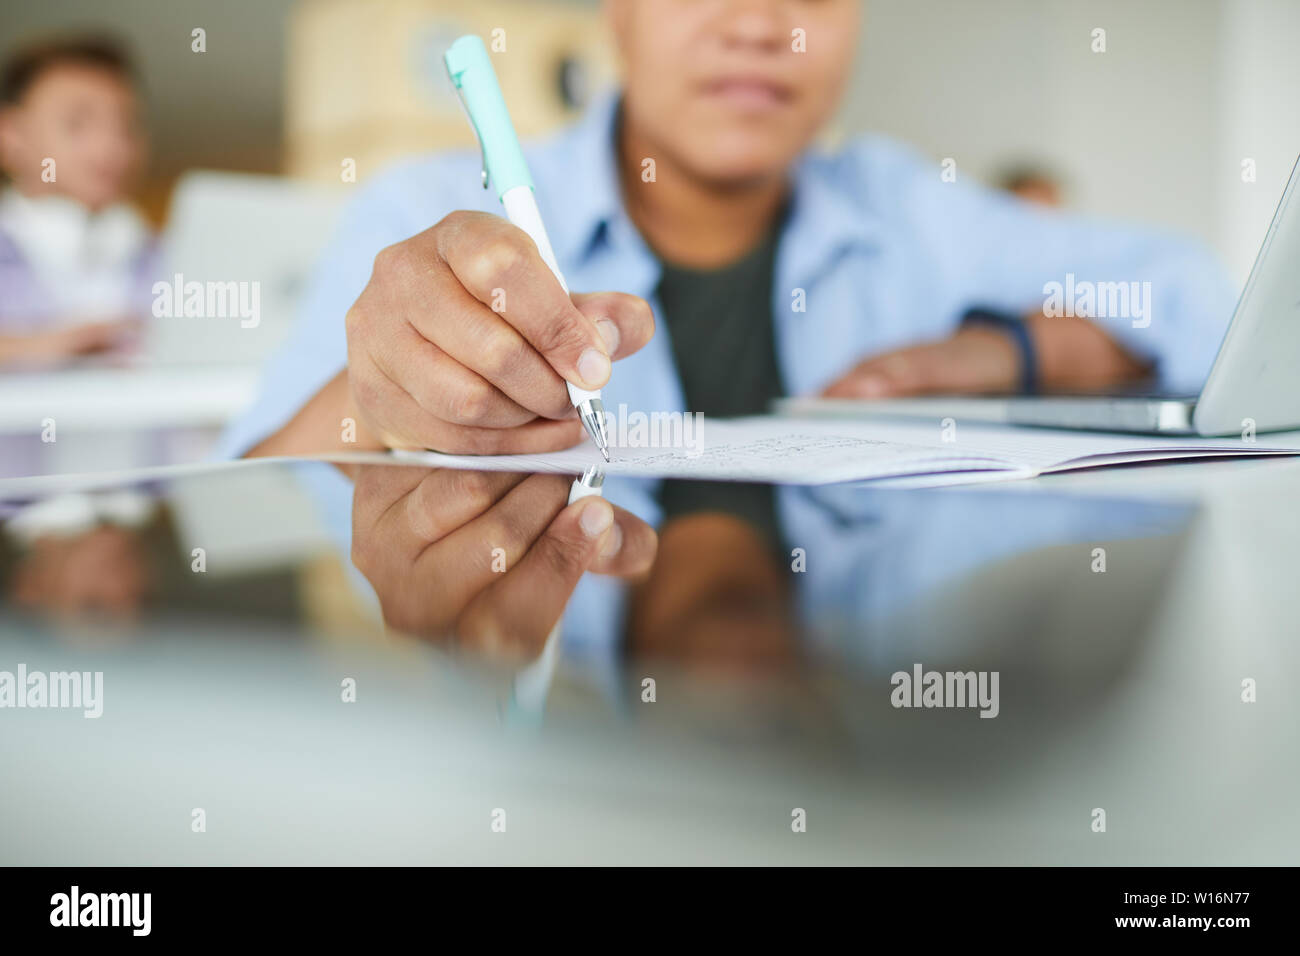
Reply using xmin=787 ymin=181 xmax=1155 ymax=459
xmin=600 ymin=447 xmax=611 ymax=462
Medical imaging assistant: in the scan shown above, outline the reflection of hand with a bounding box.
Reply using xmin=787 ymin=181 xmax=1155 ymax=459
xmin=627 ymin=513 xmax=795 ymax=676
xmin=10 ymin=525 xmax=149 ymax=622
xmin=350 ymin=466 xmax=657 ymax=661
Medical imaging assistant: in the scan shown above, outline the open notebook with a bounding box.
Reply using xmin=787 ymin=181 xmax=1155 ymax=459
xmin=389 ymin=415 xmax=1300 ymax=487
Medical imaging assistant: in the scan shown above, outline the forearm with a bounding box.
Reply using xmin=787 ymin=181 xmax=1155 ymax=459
xmin=0 ymin=332 xmax=47 ymax=366
xmin=246 ymin=368 xmax=385 ymax=457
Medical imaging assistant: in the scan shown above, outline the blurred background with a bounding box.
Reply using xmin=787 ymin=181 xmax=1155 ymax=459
xmin=1 ymin=0 xmax=1298 ymax=478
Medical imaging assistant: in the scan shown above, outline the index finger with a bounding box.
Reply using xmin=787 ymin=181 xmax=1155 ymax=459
xmin=436 ymin=211 xmax=612 ymax=392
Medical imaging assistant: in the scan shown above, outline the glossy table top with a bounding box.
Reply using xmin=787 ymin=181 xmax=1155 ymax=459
xmin=1 ymin=455 xmax=1296 ymax=863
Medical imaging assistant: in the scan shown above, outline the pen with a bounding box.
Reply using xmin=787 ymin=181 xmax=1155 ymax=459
xmin=444 ymin=34 xmax=611 ymax=462
xmin=507 ymin=465 xmax=605 ymax=725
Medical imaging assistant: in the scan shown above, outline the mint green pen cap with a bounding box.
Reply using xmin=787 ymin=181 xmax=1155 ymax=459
xmin=444 ymin=35 xmax=533 ymax=201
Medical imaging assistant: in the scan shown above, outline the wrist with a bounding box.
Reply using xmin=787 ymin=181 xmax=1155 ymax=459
xmin=957 ymin=311 xmax=1036 ymax=394
xmin=248 ymin=369 xmax=384 ymax=457
xmin=338 ymin=370 xmax=387 ymax=451
xmin=1023 ymin=312 xmax=1152 ymax=391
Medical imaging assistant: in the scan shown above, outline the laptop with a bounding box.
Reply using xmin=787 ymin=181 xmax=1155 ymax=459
xmin=782 ymin=156 xmax=1300 ymax=437
xmin=145 ymin=170 xmax=344 ymax=367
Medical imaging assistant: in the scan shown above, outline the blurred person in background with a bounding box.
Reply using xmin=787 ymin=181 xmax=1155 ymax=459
xmin=998 ymin=164 xmax=1066 ymax=208
xmin=3 ymin=500 xmax=152 ymax=626
xmin=0 ymin=35 xmax=153 ymax=369
xmin=0 ymin=36 xmax=159 ymax=623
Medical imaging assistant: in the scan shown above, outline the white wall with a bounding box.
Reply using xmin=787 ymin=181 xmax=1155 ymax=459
xmin=0 ymin=0 xmax=294 ymax=178
xmin=843 ymin=0 xmax=1297 ymax=285
xmin=1216 ymin=0 xmax=1300 ymax=284
xmin=4 ymin=0 xmax=1294 ymax=283
xmin=844 ymin=0 xmax=1058 ymax=190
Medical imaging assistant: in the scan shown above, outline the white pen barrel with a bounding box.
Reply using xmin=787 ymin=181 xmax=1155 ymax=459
xmin=507 ymin=474 xmax=603 ymax=723
xmin=501 ymin=185 xmax=601 ymax=405
xmin=502 ymin=184 xmax=566 ymax=291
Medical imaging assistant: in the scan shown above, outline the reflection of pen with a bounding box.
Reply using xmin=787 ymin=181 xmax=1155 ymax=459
xmin=444 ymin=35 xmax=611 ymax=462
xmin=567 ymin=465 xmax=605 ymax=502
xmin=508 ymin=466 xmax=605 ymax=725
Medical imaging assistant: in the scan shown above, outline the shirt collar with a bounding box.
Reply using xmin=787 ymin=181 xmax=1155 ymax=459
xmin=539 ymin=92 xmax=626 ymax=268
xmin=780 ymin=148 xmax=887 ymax=289
xmin=542 ymin=92 xmax=887 ymax=284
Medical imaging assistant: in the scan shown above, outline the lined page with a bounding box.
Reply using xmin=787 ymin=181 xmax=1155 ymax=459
xmin=392 ymin=418 xmax=1015 ymax=485
xmin=385 ymin=416 xmax=1300 ymax=486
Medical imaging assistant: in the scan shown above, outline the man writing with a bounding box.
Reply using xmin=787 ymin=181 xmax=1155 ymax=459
xmin=227 ymin=1 xmax=1233 ymax=657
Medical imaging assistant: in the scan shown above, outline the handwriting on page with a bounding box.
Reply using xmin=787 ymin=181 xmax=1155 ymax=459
xmin=614 ymin=434 xmax=885 ymax=476
xmin=390 ymin=419 xmax=1019 ymax=485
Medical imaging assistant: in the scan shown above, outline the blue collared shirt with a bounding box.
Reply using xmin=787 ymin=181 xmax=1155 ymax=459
xmin=222 ymin=94 xmax=1236 ymax=652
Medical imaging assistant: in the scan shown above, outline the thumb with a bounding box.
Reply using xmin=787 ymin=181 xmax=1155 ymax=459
xmin=570 ymin=291 xmax=656 ymax=362
xmin=456 ymin=497 xmax=615 ymax=661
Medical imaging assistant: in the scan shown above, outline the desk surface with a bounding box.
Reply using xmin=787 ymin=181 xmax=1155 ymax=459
xmin=1 ymin=455 xmax=1296 ymax=864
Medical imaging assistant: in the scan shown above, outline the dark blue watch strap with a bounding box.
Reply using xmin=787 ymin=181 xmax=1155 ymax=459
xmin=960 ymin=307 xmax=1038 ymax=395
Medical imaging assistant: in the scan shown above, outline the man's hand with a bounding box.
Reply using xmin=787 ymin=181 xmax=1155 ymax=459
xmin=350 ymin=466 xmax=657 ymax=662
xmin=823 ymin=314 xmax=1151 ymax=398
xmin=823 ymin=325 xmax=1019 ymax=398
xmin=345 ymin=210 xmax=655 ymax=454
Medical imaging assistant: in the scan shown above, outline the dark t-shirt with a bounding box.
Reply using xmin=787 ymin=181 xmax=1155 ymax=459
xmin=654 ymin=224 xmax=786 ymax=554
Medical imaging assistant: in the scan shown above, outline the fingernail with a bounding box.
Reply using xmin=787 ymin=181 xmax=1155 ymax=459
xmin=577 ymin=347 xmax=611 ymax=388
xmin=600 ymin=521 xmax=623 ymax=558
xmin=579 ymin=499 xmax=614 ymax=537
xmin=596 ymin=318 xmax=620 ymax=355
